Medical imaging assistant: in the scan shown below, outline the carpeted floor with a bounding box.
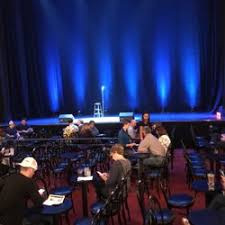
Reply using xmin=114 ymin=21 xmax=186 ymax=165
xmin=60 ymin=149 xmax=205 ymax=225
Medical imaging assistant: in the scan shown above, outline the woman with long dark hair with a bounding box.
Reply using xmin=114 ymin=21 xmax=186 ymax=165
xmin=138 ymin=112 xmax=152 ymax=140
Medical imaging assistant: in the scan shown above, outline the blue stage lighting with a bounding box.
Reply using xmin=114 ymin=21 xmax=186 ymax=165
xmin=154 ymin=49 xmax=171 ymax=109
xmin=46 ymin=54 xmax=62 ymax=113
xmin=181 ymin=44 xmax=200 ymax=109
xmin=121 ymin=35 xmax=140 ymax=109
xmin=71 ymin=43 xmax=87 ymax=109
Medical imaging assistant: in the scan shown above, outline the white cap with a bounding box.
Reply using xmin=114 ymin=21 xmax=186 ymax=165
xmin=18 ymin=157 xmax=38 ymax=171
xmin=9 ymin=120 xmax=14 ymax=125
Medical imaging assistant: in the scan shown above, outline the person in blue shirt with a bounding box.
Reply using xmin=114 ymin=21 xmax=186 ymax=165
xmin=118 ymin=119 xmax=137 ymax=148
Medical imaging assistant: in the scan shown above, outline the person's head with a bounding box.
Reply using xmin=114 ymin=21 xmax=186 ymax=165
xmin=79 ymin=123 xmax=91 ymax=135
xmin=156 ymin=126 xmax=167 ymax=137
xmin=68 ymin=118 xmax=73 ymax=125
xmin=122 ymin=119 xmax=130 ymax=130
xmin=76 ymin=120 xmax=84 ymax=126
xmin=89 ymin=120 xmax=95 ymax=129
xmin=110 ymin=144 xmax=124 ymax=160
xmin=9 ymin=120 xmax=15 ymax=129
xmin=21 ymin=118 xmax=27 ymax=126
xmin=142 ymin=112 xmax=150 ymax=123
xmin=143 ymin=126 xmax=151 ymax=135
xmin=18 ymin=157 xmax=38 ymax=178
xmin=130 ymin=119 xmax=136 ymax=127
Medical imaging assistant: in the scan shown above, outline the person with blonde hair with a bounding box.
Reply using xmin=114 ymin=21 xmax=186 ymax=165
xmin=63 ymin=119 xmax=79 ymax=138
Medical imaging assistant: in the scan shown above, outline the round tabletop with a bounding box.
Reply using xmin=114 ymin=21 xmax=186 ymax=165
xmin=41 ymin=199 xmax=72 ymax=215
xmin=192 ymin=180 xmax=221 ymax=192
xmin=188 ymin=209 xmax=225 ymax=225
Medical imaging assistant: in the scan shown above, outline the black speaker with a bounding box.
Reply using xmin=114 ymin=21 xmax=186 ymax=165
xmin=58 ymin=114 xmax=75 ymax=123
xmin=119 ymin=112 xmax=134 ymax=122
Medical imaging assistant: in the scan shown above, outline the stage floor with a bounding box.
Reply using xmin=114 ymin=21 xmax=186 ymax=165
xmin=1 ymin=112 xmax=224 ymax=127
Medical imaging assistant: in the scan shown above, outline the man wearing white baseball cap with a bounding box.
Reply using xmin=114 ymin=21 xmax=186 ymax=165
xmin=0 ymin=157 xmax=44 ymax=225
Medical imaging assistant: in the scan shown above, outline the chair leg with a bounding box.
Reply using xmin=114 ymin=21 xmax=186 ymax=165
xmin=65 ymin=213 xmax=70 ymax=225
xmin=118 ymin=212 xmax=123 ymax=225
xmin=111 ymin=215 xmax=115 ymax=225
xmin=70 ymin=193 xmax=76 ymax=213
xmin=122 ymin=205 xmax=127 ymax=225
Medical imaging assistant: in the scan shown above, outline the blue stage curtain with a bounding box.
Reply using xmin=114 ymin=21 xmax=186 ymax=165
xmin=0 ymin=0 xmax=225 ymax=121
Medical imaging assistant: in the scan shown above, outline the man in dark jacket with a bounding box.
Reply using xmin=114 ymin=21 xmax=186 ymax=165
xmin=0 ymin=157 xmax=44 ymax=225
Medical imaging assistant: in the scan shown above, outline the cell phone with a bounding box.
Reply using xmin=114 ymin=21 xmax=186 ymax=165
xmin=219 ymin=169 xmax=225 ymax=177
xmin=97 ymin=171 xmax=103 ymax=176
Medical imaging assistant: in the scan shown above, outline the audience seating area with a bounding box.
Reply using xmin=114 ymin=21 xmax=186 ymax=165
xmin=1 ymin=131 xmax=225 ymax=225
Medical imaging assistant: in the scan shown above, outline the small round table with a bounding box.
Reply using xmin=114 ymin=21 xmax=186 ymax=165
xmin=77 ymin=177 xmax=93 ymax=217
xmin=40 ymin=199 xmax=72 ymax=225
xmin=191 ymin=180 xmax=221 ymax=207
xmin=188 ymin=209 xmax=225 ymax=225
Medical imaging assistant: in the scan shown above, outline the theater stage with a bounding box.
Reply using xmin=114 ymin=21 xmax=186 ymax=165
xmin=0 ymin=112 xmax=223 ymax=127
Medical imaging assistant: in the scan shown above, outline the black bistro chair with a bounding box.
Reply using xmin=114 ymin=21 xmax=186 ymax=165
xmin=137 ymin=180 xmax=174 ymax=225
xmin=91 ymin=174 xmax=130 ymax=225
xmin=160 ymin=182 xmax=194 ymax=215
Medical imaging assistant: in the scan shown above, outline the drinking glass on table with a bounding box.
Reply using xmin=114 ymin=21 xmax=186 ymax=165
xmin=207 ymin=173 xmax=215 ymax=190
xmin=84 ymin=167 xmax=91 ymax=177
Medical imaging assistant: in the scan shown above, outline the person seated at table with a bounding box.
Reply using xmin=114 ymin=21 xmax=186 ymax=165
xmin=5 ymin=120 xmax=20 ymax=140
xmin=0 ymin=157 xmax=44 ymax=225
xmin=94 ymin=144 xmax=131 ymax=200
xmin=138 ymin=126 xmax=166 ymax=167
xmin=89 ymin=120 xmax=99 ymax=137
xmin=0 ymin=141 xmax=14 ymax=167
xmin=118 ymin=119 xmax=138 ymax=149
xmin=208 ymin=174 xmax=225 ymax=210
xmin=63 ymin=119 xmax=79 ymax=138
xmin=0 ymin=141 xmax=14 ymax=177
xmin=17 ymin=118 xmax=34 ymax=137
xmin=79 ymin=123 xmax=93 ymax=138
xmin=78 ymin=123 xmax=94 ymax=150
xmin=128 ymin=119 xmax=138 ymax=140
xmin=156 ymin=125 xmax=171 ymax=152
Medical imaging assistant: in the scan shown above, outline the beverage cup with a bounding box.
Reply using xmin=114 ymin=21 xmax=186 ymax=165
xmin=207 ymin=173 xmax=215 ymax=190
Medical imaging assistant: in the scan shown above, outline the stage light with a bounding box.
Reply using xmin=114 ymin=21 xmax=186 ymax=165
xmin=101 ymin=85 xmax=105 ymax=91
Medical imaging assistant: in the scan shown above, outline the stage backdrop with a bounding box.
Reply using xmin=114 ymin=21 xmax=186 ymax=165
xmin=0 ymin=0 xmax=225 ymax=121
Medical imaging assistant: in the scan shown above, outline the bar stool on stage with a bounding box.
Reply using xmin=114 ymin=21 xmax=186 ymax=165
xmin=93 ymin=102 xmax=103 ymax=117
